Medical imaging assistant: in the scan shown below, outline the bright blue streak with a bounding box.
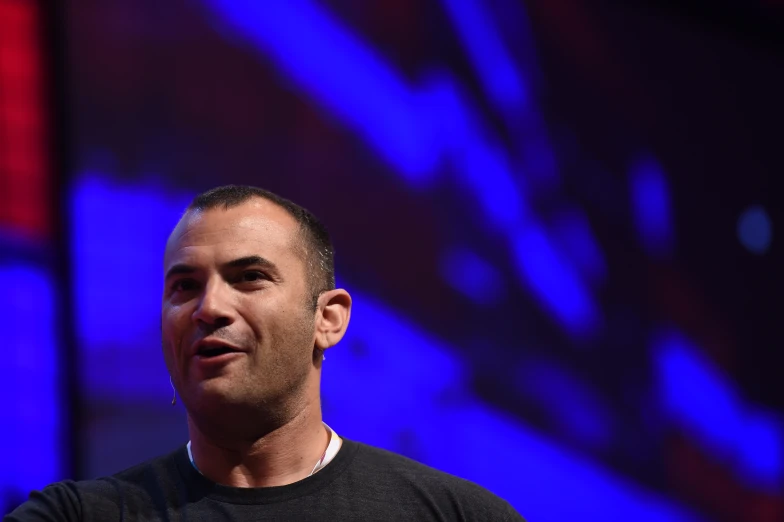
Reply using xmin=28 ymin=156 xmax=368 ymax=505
xmin=630 ymin=157 xmax=673 ymax=257
xmin=513 ymin=224 xmax=600 ymax=336
xmin=657 ymin=333 xmax=740 ymax=457
xmin=443 ymin=405 xmax=704 ymax=522
xmin=0 ymin=264 xmax=60 ymax=497
xmin=417 ymin=74 xmax=526 ymax=231
xmin=440 ymin=0 xmax=528 ymax=111
xmin=203 ymin=0 xmax=600 ymax=338
xmin=440 ymin=248 xmax=504 ymax=305
xmin=457 ymin=138 xmax=526 ymax=232
xmin=655 ymin=331 xmax=782 ymax=489
xmin=740 ymin=411 xmax=783 ymax=488
xmin=204 ymin=0 xmax=438 ymax=183
xmin=550 ymin=208 xmax=607 ymax=284
xmin=737 ymin=205 xmax=772 ymax=254
xmin=441 ymin=0 xmax=559 ymax=186
xmin=326 ymin=290 xmax=703 ymax=522
xmin=73 ymin=178 xmax=701 ymax=521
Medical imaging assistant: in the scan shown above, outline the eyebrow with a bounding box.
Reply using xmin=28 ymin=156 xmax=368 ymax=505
xmin=165 ymin=264 xmax=197 ymax=281
xmin=165 ymin=255 xmax=280 ymax=281
xmin=225 ymin=255 xmax=278 ymax=273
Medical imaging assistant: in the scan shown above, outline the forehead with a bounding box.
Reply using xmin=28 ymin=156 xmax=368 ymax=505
xmin=164 ymin=199 xmax=301 ymax=266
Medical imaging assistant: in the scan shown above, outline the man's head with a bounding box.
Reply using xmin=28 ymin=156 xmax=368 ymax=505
xmin=189 ymin=185 xmax=336 ymax=307
xmin=161 ymin=185 xmax=351 ymax=436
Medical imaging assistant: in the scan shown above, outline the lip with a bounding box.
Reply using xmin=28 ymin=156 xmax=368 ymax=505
xmin=193 ymin=350 xmax=245 ymax=366
xmin=191 ymin=338 xmax=247 ymax=358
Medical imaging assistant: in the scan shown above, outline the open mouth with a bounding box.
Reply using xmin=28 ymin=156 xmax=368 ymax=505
xmin=192 ymin=338 xmax=245 ymax=362
xmin=198 ymin=346 xmax=237 ymax=358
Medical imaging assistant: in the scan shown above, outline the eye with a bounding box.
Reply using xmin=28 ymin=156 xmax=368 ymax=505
xmin=171 ymin=279 xmax=199 ymax=293
xmin=239 ymin=271 xmax=268 ymax=283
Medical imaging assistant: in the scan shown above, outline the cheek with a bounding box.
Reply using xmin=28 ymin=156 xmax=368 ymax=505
xmin=249 ymin=302 xmax=302 ymax=344
xmin=161 ymin=305 xmax=191 ymax=354
xmin=276 ymin=306 xmax=316 ymax=347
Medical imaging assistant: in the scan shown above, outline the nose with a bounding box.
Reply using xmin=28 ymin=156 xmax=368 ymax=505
xmin=192 ymin=278 xmax=236 ymax=329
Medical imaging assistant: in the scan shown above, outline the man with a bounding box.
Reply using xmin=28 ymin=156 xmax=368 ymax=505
xmin=7 ymin=185 xmax=524 ymax=521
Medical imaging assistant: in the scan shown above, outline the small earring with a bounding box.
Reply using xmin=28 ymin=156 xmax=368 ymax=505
xmin=170 ymin=376 xmax=177 ymax=406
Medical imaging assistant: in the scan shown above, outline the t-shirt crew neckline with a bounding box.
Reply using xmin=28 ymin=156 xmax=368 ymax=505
xmin=174 ymin=438 xmax=360 ymax=505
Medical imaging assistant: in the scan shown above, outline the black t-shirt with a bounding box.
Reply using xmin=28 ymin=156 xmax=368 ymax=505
xmin=6 ymin=439 xmax=525 ymax=521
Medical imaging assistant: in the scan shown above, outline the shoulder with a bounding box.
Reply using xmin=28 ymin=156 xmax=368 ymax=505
xmin=344 ymin=440 xmax=525 ymax=521
xmin=4 ymin=481 xmax=82 ymax=522
xmin=5 ymin=447 xmax=186 ymax=522
xmin=107 ymin=444 xmax=184 ymax=488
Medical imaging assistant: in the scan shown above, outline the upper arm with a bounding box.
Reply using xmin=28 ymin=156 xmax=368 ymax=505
xmin=3 ymin=482 xmax=81 ymax=522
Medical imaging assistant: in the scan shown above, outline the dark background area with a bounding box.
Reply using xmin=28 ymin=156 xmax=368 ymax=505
xmin=1 ymin=1 xmax=781 ymax=520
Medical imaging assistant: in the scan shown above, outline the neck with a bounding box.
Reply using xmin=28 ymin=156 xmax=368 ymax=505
xmin=187 ymin=401 xmax=329 ymax=488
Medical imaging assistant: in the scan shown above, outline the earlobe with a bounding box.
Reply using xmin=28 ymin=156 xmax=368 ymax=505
xmin=315 ymin=289 xmax=352 ymax=351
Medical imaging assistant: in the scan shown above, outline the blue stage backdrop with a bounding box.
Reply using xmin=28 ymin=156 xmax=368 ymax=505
xmin=1 ymin=1 xmax=782 ymax=521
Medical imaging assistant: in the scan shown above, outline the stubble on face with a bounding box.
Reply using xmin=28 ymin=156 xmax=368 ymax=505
xmin=161 ymin=200 xmax=320 ymax=435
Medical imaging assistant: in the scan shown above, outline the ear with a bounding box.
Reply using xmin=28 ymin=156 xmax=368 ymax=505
xmin=314 ymin=288 xmax=352 ymax=352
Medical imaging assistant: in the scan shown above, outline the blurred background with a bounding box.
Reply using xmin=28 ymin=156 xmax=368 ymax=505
xmin=1 ymin=0 xmax=782 ymax=520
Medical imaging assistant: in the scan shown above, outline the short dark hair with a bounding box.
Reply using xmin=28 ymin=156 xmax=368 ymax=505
xmin=187 ymin=185 xmax=335 ymax=306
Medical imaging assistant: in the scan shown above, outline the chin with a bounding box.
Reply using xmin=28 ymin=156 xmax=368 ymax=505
xmin=189 ymin=379 xmax=243 ymax=408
